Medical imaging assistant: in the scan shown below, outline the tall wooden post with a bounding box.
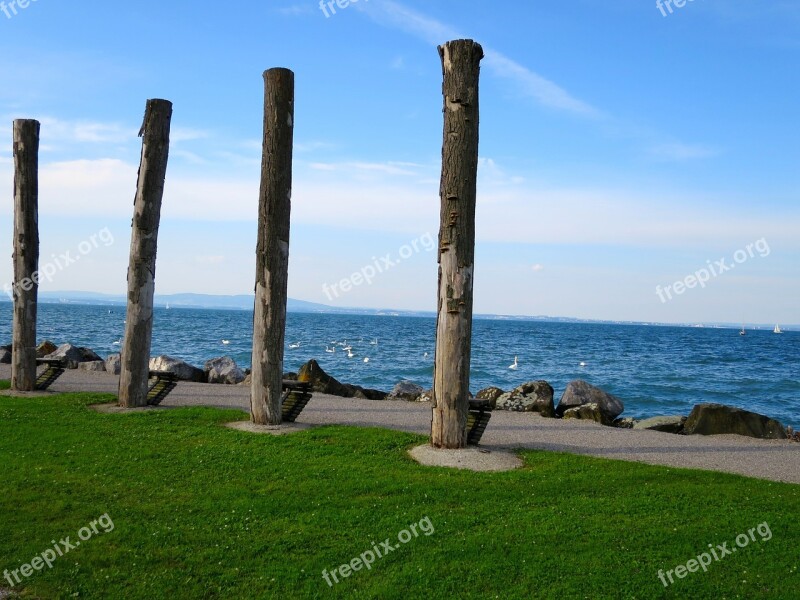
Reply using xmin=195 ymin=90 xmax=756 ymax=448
xmin=118 ymin=99 xmax=172 ymax=408
xmin=251 ymin=68 xmax=294 ymax=426
xmin=431 ymin=40 xmax=484 ymax=449
xmin=11 ymin=120 xmax=40 ymax=392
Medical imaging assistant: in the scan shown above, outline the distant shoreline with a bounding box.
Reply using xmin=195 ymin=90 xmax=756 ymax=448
xmin=0 ymin=298 xmax=795 ymax=331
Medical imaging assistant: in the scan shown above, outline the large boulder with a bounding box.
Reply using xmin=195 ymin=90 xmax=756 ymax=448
xmin=476 ymin=387 xmax=505 ymax=409
xmin=388 ymin=380 xmax=424 ymax=401
xmin=204 ymin=356 xmax=245 ymax=385
xmin=683 ymin=404 xmax=787 ymax=440
xmin=297 ymin=359 xmax=351 ymax=396
xmin=562 ymin=403 xmax=614 ymax=426
xmin=297 ymin=359 xmax=388 ymax=400
xmin=78 ymin=360 xmax=106 ymax=373
xmin=0 ymin=344 xmax=10 ymax=364
xmin=633 ymin=416 xmax=687 ymax=434
xmin=106 ymin=354 xmax=121 ymax=375
xmin=36 ymin=340 xmax=58 ymax=358
xmin=556 ymin=380 xmax=624 ymax=420
xmin=149 ymin=355 xmax=205 ymax=382
xmin=495 ymin=381 xmax=555 ymax=417
xmin=44 ymin=344 xmax=103 ymax=369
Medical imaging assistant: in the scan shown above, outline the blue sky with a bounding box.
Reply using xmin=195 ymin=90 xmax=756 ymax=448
xmin=0 ymin=0 xmax=798 ymax=323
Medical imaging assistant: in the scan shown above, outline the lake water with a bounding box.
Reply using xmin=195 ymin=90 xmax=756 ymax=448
xmin=1 ymin=302 xmax=797 ymax=427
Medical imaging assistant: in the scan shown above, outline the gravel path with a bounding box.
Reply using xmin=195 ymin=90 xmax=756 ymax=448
xmin=2 ymin=365 xmax=799 ymax=483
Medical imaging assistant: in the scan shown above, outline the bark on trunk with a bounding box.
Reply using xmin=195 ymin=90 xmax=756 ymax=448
xmin=431 ymin=40 xmax=484 ymax=449
xmin=251 ymin=68 xmax=294 ymax=425
xmin=11 ymin=120 xmax=40 ymax=392
xmin=118 ymin=99 xmax=173 ymax=408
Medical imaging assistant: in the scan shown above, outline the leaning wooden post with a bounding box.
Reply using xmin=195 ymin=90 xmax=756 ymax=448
xmin=118 ymin=100 xmax=172 ymax=408
xmin=431 ymin=40 xmax=484 ymax=449
xmin=10 ymin=119 xmax=40 ymax=392
xmin=250 ymin=68 xmax=295 ymax=426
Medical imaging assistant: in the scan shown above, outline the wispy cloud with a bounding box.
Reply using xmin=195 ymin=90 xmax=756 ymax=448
xmin=37 ymin=117 xmax=136 ymax=145
xmin=295 ymin=140 xmax=339 ymax=153
xmin=171 ymin=127 xmax=211 ymax=143
xmin=648 ymin=142 xmax=720 ymax=161
xmin=276 ymin=4 xmax=314 ymax=16
xmin=361 ymin=0 xmax=599 ymax=116
xmin=482 ymin=50 xmax=599 ymax=117
xmin=308 ymin=160 xmax=428 ymax=177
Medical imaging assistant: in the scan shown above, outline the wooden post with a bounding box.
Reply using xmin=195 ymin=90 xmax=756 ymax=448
xmin=11 ymin=119 xmax=40 ymax=392
xmin=251 ymin=68 xmax=294 ymax=426
xmin=118 ymin=99 xmax=172 ymax=408
xmin=431 ymin=40 xmax=484 ymax=449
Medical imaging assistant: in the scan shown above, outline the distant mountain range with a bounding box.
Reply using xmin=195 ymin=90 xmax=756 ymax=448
xmin=4 ymin=291 xmax=794 ymax=331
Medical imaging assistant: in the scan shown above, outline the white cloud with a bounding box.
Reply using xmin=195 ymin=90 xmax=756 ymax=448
xmin=1 ymin=154 xmax=795 ymax=254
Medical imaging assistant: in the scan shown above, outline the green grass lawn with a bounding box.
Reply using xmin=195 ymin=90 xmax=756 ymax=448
xmin=0 ymin=391 xmax=797 ymax=599
xmin=0 ymin=380 xmax=9 ymax=390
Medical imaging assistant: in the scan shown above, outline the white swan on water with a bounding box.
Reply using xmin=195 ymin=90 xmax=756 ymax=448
xmin=363 ymin=357 xmax=370 ymax=363
xmin=221 ymin=340 xmax=230 ymax=345
xmin=509 ymin=356 xmax=518 ymax=370
xmin=580 ymin=361 xmax=586 ymax=367
xmin=347 ymin=349 xmax=355 ymax=358
xmin=289 ymin=342 xmax=301 ymax=349
xmin=325 ymin=346 xmax=335 ymax=353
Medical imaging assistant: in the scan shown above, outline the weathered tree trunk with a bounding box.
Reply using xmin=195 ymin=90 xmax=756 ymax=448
xmin=118 ymin=99 xmax=173 ymax=408
xmin=251 ymin=68 xmax=294 ymax=426
xmin=11 ymin=120 xmax=40 ymax=392
xmin=431 ymin=40 xmax=484 ymax=449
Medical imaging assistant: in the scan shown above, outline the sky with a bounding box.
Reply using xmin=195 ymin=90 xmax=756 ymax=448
xmin=0 ymin=0 xmax=798 ymax=323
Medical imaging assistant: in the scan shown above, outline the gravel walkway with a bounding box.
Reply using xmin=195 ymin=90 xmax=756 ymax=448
xmin=2 ymin=366 xmax=799 ymax=484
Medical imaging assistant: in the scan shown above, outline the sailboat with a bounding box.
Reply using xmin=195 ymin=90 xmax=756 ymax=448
xmin=774 ymin=324 xmax=783 ymax=334
xmin=739 ymin=326 xmax=746 ymax=336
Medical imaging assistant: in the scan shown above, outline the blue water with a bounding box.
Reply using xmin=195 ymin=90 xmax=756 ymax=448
xmin=1 ymin=302 xmax=798 ymax=427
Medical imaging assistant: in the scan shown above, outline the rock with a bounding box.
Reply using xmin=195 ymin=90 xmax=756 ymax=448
xmin=78 ymin=360 xmax=106 ymax=372
xmin=105 ymin=354 xmax=121 ymax=375
xmin=562 ymin=403 xmax=613 ymax=426
xmin=613 ymin=417 xmax=636 ymax=429
xmin=417 ymin=389 xmax=433 ymax=403
xmin=297 ymin=359 xmax=388 ymax=399
xmin=241 ymin=373 xmax=252 ymax=386
xmin=476 ymin=387 xmax=505 ymax=409
xmin=389 ymin=380 xmax=425 ymax=401
xmin=633 ymin=415 xmax=687 ymax=434
xmin=297 ymin=359 xmax=351 ymax=396
xmin=149 ymin=355 xmax=205 ymax=382
xmin=495 ymin=381 xmax=555 ymax=417
xmin=556 ymin=380 xmax=624 ymax=420
xmin=683 ymin=404 xmax=787 ymax=440
xmin=204 ymin=356 xmax=246 ymax=385
xmin=0 ymin=345 xmax=10 ymax=364
xmin=36 ymin=340 xmax=57 ymax=358
xmin=44 ymin=344 xmax=103 ymax=369
xmin=351 ymin=387 xmax=390 ymax=401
